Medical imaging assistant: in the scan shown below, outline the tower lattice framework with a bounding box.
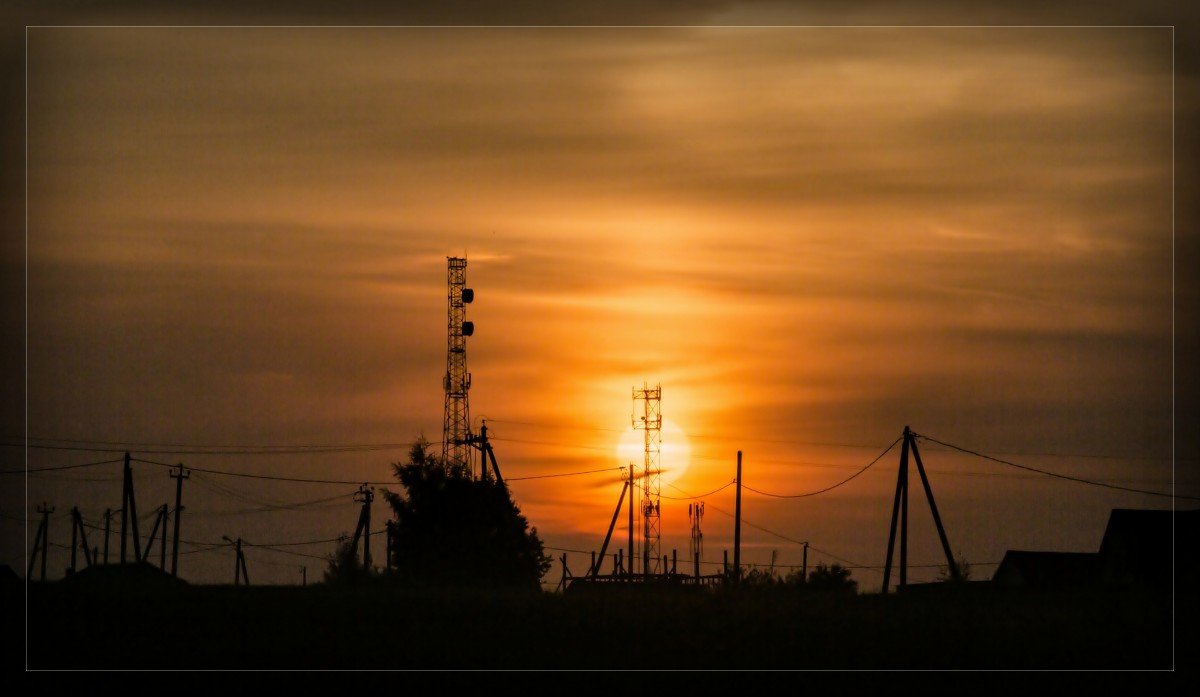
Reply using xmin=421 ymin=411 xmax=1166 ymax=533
xmin=633 ymin=383 xmax=662 ymax=574
xmin=689 ymin=500 xmax=704 ymax=564
xmin=442 ymin=257 xmax=475 ymax=476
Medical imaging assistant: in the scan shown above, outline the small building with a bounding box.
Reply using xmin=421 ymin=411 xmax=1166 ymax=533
xmin=992 ymin=508 xmax=1200 ymax=591
xmin=992 ymin=551 xmax=1100 ymax=589
xmin=1098 ymin=508 xmax=1199 ymax=590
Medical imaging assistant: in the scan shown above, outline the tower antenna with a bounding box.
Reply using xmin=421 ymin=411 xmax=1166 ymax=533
xmin=632 ymin=382 xmax=662 ymax=575
xmin=442 ymin=257 xmax=475 ymax=477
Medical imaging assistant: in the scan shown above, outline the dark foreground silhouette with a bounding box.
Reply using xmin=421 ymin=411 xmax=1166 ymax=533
xmin=21 ymin=578 xmax=1184 ymax=669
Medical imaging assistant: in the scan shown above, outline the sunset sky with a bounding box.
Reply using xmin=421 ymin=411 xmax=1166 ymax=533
xmin=6 ymin=12 xmax=1194 ymax=587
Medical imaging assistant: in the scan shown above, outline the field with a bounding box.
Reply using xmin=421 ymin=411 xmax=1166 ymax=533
xmin=18 ymin=579 xmax=1189 ymax=670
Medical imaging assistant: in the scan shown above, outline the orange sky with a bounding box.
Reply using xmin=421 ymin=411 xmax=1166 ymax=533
xmin=8 ymin=23 xmax=1189 ymax=586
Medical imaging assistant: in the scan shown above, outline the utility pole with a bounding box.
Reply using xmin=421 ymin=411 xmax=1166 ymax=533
xmin=140 ymin=503 xmax=168 ymax=565
xmin=300 ymin=566 xmax=307 ymax=586
xmin=881 ymin=427 xmax=959 ymax=593
xmin=120 ymin=452 xmax=141 ymax=563
xmin=69 ymin=507 xmax=93 ymax=573
xmin=626 ymin=463 xmax=634 ymax=578
xmin=159 ymin=505 xmax=168 ymax=570
xmin=350 ymin=484 xmax=374 ymax=570
xmin=733 ymin=450 xmax=743 ymax=584
xmin=36 ymin=502 xmax=53 ymax=582
xmin=225 ymin=536 xmax=249 ymax=586
xmin=590 ymin=479 xmax=628 ymax=577
xmin=170 ymin=463 xmax=190 ymax=577
xmin=102 ymin=508 xmax=112 ymax=565
xmin=802 ymin=541 xmax=809 ymax=584
xmin=70 ymin=506 xmax=79 ymax=574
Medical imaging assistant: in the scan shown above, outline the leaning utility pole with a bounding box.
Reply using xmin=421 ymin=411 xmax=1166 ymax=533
xmin=626 ymin=463 xmax=635 ymax=577
xmin=28 ymin=503 xmax=53 ymax=581
xmin=170 ymin=463 xmax=190 ymax=577
xmin=881 ymin=426 xmax=959 ymax=593
xmin=120 ymin=452 xmax=141 ymax=563
xmin=69 ymin=507 xmax=93 ymax=573
xmin=349 ymin=484 xmax=374 ymax=569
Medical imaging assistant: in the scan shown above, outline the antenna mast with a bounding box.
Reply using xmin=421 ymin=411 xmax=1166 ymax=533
xmin=632 ymin=382 xmax=662 ymax=574
xmin=442 ymin=257 xmax=475 ymax=476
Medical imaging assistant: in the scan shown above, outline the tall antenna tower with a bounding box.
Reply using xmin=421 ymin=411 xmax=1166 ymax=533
xmin=632 ymin=382 xmax=662 ymax=574
xmin=442 ymin=257 xmax=475 ymax=476
xmin=689 ymin=500 xmax=704 ymax=564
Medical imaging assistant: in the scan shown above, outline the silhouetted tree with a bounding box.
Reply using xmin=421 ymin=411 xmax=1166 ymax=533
xmin=323 ymin=534 xmax=376 ymax=585
xmin=936 ymin=554 xmax=973 ymax=583
xmin=382 ymin=436 xmax=551 ymax=591
xmin=804 ymin=562 xmax=858 ymax=593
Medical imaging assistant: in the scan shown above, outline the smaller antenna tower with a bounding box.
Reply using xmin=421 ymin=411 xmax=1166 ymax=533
xmin=689 ymin=500 xmax=704 ymax=564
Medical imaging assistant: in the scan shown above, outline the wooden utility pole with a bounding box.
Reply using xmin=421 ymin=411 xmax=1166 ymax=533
xmin=733 ymin=450 xmax=743 ymax=584
xmin=170 ymin=464 xmax=190 ymax=577
xmin=627 ymin=464 xmax=634 ymax=578
xmin=69 ymin=507 xmax=93 ymax=573
xmin=226 ymin=536 xmax=249 ymax=585
xmin=27 ymin=510 xmax=46 ymax=581
xmin=36 ymin=503 xmax=53 ymax=581
xmin=158 ymin=505 xmax=168 ymax=569
xmin=120 ymin=452 xmax=141 ymax=563
xmin=557 ymin=552 xmax=570 ymax=592
xmin=349 ymin=484 xmax=374 ymax=570
xmin=141 ymin=504 xmax=168 ymax=566
xmin=591 ymin=479 xmax=628 ymax=577
xmin=802 ymin=541 xmax=809 ymax=584
xmin=103 ymin=508 xmax=112 ymax=564
xmin=300 ymin=566 xmax=307 ymax=586
xmin=70 ymin=507 xmax=79 ymax=574
xmin=882 ymin=427 xmax=959 ymax=593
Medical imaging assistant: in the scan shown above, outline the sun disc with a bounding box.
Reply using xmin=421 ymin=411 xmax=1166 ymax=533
xmin=616 ymin=418 xmax=692 ymax=488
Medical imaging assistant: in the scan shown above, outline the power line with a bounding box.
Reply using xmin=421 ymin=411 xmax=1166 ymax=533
xmin=482 ymin=418 xmax=1183 ymax=462
xmin=7 ymin=437 xmax=440 ymax=455
xmin=914 ymin=432 xmax=1199 ymax=501
xmin=132 ymin=457 xmax=398 ymax=485
xmin=0 ymin=457 xmax=124 ymax=474
xmin=738 ymin=436 xmax=902 ymax=499
xmin=660 ymin=479 xmax=737 ymax=500
xmin=507 ymin=467 xmax=624 ymax=482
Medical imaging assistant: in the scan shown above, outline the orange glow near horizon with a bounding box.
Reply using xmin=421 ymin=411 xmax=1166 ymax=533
xmin=17 ymin=26 xmax=1180 ymax=586
xmin=615 ymin=418 xmax=694 ymax=488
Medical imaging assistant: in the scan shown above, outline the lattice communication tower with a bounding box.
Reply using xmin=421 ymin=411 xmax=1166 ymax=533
xmin=442 ymin=257 xmax=475 ymax=476
xmin=632 ymin=382 xmax=662 ymax=574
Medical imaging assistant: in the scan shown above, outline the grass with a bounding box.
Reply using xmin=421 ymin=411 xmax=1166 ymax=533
xmin=20 ymin=580 xmax=1184 ymax=669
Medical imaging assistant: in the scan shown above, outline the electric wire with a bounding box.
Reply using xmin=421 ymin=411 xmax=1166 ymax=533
xmin=914 ymin=432 xmax=1198 ymax=501
xmin=0 ymin=457 xmax=124 ymax=474
xmin=737 ymin=436 xmax=902 ymax=499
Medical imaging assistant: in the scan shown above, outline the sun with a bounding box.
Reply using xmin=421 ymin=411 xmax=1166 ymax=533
xmin=616 ymin=418 xmax=693 ymax=488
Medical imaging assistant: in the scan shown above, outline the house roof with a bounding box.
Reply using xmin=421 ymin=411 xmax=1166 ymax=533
xmin=992 ymin=551 xmax=1100 ymax=587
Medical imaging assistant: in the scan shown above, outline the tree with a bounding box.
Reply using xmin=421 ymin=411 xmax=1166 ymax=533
xmin=323 ymin=534 xmax=376 ymax=585
xmin=936 ymin=554 xmax=973 ymax=583
xmin=381 ymin=436 xmax=552 ymax=591
xmin=804 ymin=562 xmax=858 ymax=593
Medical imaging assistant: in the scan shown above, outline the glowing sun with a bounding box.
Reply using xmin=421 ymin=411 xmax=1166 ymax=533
xmin=616 ymin=418 xmax=693 ymax=487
